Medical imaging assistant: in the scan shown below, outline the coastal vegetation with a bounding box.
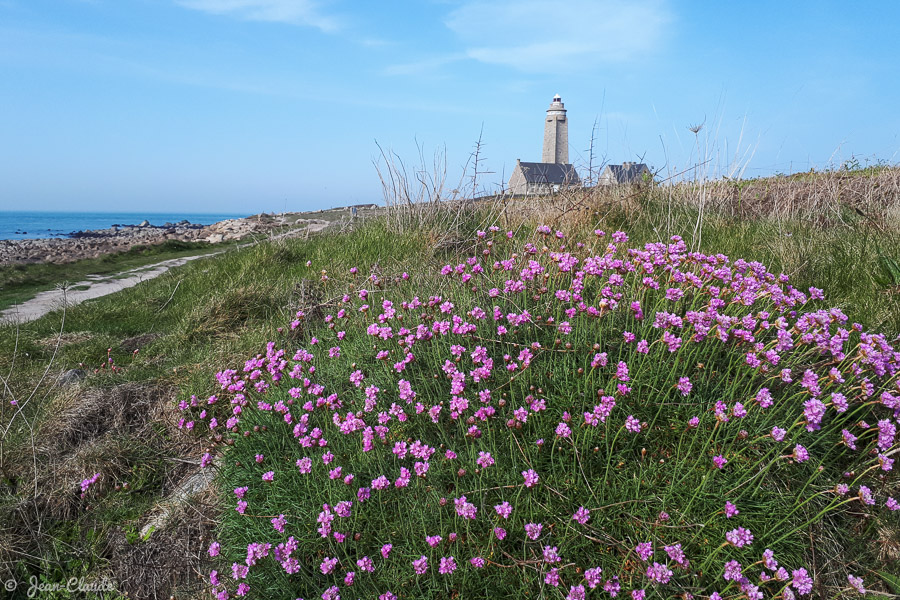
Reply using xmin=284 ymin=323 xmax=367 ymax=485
xmin=0 ymin=166 xmax=899 ymax=598
xmin=0 ymin=239 xmax=231 ymax=313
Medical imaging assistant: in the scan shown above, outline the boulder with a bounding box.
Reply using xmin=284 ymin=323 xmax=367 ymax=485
xmin=57 ymin=369 xmax=87 ymax=386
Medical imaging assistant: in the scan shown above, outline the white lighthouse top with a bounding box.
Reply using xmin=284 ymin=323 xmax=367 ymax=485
xmin=547 ymin=94 xmax=566 ymax=116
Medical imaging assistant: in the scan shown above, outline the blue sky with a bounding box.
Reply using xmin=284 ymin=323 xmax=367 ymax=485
xmin=1 ymin=0 xmax=898 ymax=213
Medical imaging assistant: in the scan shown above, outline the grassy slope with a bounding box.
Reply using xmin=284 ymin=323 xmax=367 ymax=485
xmin=0 ymin=183 xmax=898 ymax=596
xmin=0 ymin=239 xmax=240 ymax=312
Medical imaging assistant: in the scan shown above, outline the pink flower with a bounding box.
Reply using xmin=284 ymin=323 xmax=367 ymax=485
xmin=412 ymin=556 xmax=428 ymax=574
xmin=494 ymin=501 xmax=513 ymax=519
xmin=261 ymin=471 xmax=274 ymax=481
xmin=439 ymin=556 xmax=457 ymax=575
xmin=522 ymin=469 xmax=539 ymax=488
xmin=454 ymin=496 xmax=477 ymax=519
xmin=271 ymin=514 xmax=286 ymax=533
xmin=476 ymin=451 xmax=495 ymax=468
xmin=320 ymin=556 xmax=338 ymax=574
xmin=726 ymin=527 xmax=754 ymax=548
xmin=792 ymin=444 xmax=810 ymax=463
xmin=572 ymin=506 xmax=590 ymax=525
xmin=625 ymin=415 xmax=641 ymax=433
xmin=356 ymin=556 xmax=374 ymax=572
xmin=525 ymin=522 xmax=543 ymax=539
xmin=635 ymin=542 xmax=653 ymax=561
xmin=713 ymin=455 xmax=728 ymax=469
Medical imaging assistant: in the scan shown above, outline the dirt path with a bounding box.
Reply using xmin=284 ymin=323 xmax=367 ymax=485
xmin=1 ymin=221 xmax=331 ymax=325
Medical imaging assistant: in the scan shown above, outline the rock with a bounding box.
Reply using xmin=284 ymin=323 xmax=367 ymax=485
xmin=206 ymin=233 xmax=224 ymax=244
xmin=57 ymin=369 xmax=87 ymax=386
xmin=139 ymin=220 xmax=150 ymax=227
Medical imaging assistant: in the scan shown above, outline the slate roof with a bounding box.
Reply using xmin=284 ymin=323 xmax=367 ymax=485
xmin=603 ymin=163 xmax=650 ymax=184
xmin=516 ymin=162 xmax=581 ymax=184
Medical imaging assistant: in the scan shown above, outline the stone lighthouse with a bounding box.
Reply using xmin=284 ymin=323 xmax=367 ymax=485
xmin=542 ymin=94 xmax=568 ymax=164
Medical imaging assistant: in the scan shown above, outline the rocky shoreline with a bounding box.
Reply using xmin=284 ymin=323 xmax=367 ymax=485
xmin=0 ymin=213 xmax=318 ymax=265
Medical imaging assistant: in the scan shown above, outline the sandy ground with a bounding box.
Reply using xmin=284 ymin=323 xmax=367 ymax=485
xmin=1 ymin=221 xmax=330 ymax=325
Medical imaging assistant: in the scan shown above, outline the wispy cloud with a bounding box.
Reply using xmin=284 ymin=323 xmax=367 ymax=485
xmin=382 ymin=53 xmax=466 ymax=76
xmin=444 ymin=0 xmax=670 ymax=72
xmin=176 ymin=0 xmax=342 ymax=32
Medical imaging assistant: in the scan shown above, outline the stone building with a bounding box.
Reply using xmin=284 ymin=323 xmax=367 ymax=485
xmin=597 ymin=162 xmax=651 ymax=185
xmin=508 ymin=94 xmax=581 ymax=195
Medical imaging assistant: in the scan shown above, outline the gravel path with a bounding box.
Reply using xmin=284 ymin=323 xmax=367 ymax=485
xmin=1 ymin=221 xmax=330 ymax=325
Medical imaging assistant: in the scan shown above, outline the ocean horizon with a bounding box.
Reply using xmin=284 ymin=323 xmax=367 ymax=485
xmin=0 ymin=211 xmax=249 ymax=241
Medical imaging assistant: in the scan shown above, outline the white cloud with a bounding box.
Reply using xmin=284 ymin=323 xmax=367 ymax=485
xmin=444 ymin=0 xmax=670 ymax=72
xmin=176 ymin=0 xmax=342 ymax=32
xmin=382 ymin=53 xmax=466 ymax=76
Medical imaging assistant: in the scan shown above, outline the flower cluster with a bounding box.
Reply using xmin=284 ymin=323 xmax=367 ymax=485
xmin=184 ymin=226 xmax=897 ymax=599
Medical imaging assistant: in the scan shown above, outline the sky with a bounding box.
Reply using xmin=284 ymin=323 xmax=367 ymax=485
xmin=1 ymin=0 xmax=898 ymax=214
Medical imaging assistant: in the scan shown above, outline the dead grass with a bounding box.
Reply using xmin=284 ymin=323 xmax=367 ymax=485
xmin=107 ymin=487 xmax=219 ymax=600
xmin=0 ymin=381 xmax=205 ymax=592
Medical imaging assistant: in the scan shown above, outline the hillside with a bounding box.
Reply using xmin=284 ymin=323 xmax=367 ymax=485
xmin=1 ymin=168 xmax=898 ymax=598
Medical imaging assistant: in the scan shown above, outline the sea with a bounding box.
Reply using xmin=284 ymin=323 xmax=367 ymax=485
xmin=0 ymin=211 xmax=248 ymax=241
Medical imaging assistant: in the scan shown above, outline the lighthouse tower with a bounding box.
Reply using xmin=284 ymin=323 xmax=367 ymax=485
xmin=541 ymin=94 xmax=568 ymax=164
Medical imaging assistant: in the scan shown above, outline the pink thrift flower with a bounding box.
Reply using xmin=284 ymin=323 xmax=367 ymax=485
xmin=262 ymin=471 xmax=274 ymax=481
xmin=713 ymin=455 xmax=728 ymax=469
xmin=271 ymin=514 xmax=286 ymax=533
xmin=525 ymin=522 xmax=543 ymax=539
xmin=494 ymin=501 xmax=513 ymax=519
xmin=439 ymin=556 xmax=457 ymax=575
xmin=635 ymin=542 xmax=653 ymax=561
xmin=572 ymin=506 xmax=590 ymax=525
xmin=522 ymin=469 xmax=539 ymax=488
xmin=356 ymin=556 xmax=375 ymax=572
xmin=726 ymin=527 xmax=754 ymax=548
xmin=412 ymin=556 xmax=428 ymax=575
xmin=476 ymin=451 xmax=495 ymax=468
xmin=381 ymin=544 xmax=393 ymax=558
xmin=320 ymin=556 xmax=338 ymax=574
xmin=625 ymin=415 xmax=641 ymax=433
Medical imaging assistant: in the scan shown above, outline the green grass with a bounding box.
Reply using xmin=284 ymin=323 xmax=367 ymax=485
xmin=0 ymin=239 xmax=236 ymax=312
xmin=0 ymin=195 xmax=897 ymax=597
